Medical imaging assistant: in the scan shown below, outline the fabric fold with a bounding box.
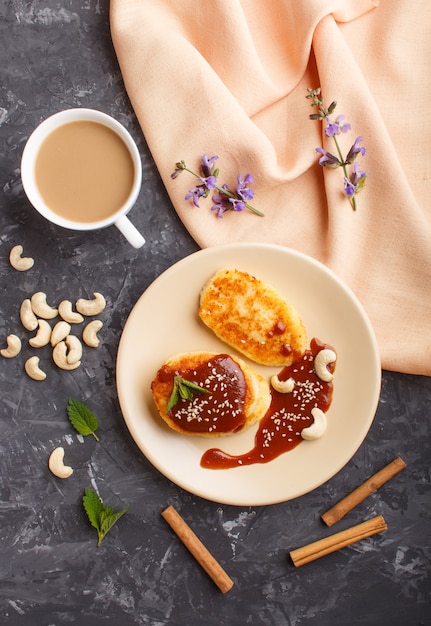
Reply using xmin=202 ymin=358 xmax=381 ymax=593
xmin=110 ymin=0 xmax=431 ymax=376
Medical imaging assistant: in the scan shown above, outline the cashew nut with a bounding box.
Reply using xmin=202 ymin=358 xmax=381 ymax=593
xmin=50 ymin=321 xmax=71 ymax=347
xmin=48 ymin=447 xmax=73 ymax=479
xmin=1 ymin=334 xmax=22 ymax=358
xmin=9 ymin=245 xmax=34 ymax=271
xmin=313 ymin=349 xmax=337 ymax=382
xmin=58 ymin=300 xmax=84 ymax=324
xmin=52 ymin=340 xmax=81 ymax=370
xmin=65 ymin=335 xmax=82 ymax=365
xmin=301 ymin=407 xmax=327 ymax=440
xmin=76 ymin=292 xmax=106 ymax=316
xmin=29 ymin=319 xmax=52 ymax=348
xmin=270 ymin=374 xmax=295 ymax=393
xmin=82 ymin=320 xmax=103 ymax=348
xmin=24 ymin=355 xmax=47 ymax=381
xmin=20 ymin=299 xmax=38 ymax=331
xmin=31 ymin=292 xmax=58 ymax=319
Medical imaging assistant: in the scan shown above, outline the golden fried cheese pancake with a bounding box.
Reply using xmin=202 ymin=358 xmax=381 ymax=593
xmin=151 ymin=352 xmax=271 ymax=437
xmin=198 ymin=268 xmax=307 ymax=367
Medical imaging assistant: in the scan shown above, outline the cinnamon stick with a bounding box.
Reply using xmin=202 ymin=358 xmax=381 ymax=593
xmin=321 ymin=457 xmax=406 ymax=526
xmin=290 ymin=515 xmax=387 ymax=567
xmin=161 ymin=505 xmax=234 ymax=593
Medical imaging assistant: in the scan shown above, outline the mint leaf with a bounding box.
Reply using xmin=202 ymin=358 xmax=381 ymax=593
xmin=82 ymin=487 xmax=128 ymax=547
xmin=83 ymin=487 xmax=104 ymax=530
xmin=166 ymin=376 xmax=210 ymax=413
xmin=99 ymin=508 xmax=128 ymax=546
xmin=67 ymin=398 xmax=100 ymax=441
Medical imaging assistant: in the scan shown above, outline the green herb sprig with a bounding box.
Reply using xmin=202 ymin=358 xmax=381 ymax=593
xmin=67 ymin=398 xmax=100 ymax=441
xmin=166 ymin=376 xmax=210 ymax=413
xmin=83 ymin=487 xmax=128 ymax=547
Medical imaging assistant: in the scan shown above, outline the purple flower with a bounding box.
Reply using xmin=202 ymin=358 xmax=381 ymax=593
xmin=185 ymin=173 xmax=217 ymax=207
xmin=185 ymin=185 xmax=207 ymax=207
xmin=308 ymin=87 xmax=367 ymax=210
xmin=345 ymin=136 xmax=366 ymax=164
xmin=211 ymin=202 xmax=228 ymax=218
xmin=201 ymin=175 xmax=217 ymax=190
xmin=325 ymin=115 xmax=351 ymax=137
xmin=235 ymin=173 xmax=255 ymax=201
xmin=174 ymin=155 xmax=263 ymax=217
xmin=344 ymin=161 xmax=366 ymax=197
xmin=201 ymin=154 xmax=219 ymax=178
xmin=211 ymin=185 xmax=246 ymax=218
xmin=343 ymin=179 xmax=356 ymax=197
xmin=210 ymin=184 xmax=229 ymax=216
xmin=315 ymin=148 xmax=341 ymax=168
xmin=209 ymin=173 xmax=255 ymax=217
xmin=228 ymin=198 xmax=246 ymax=212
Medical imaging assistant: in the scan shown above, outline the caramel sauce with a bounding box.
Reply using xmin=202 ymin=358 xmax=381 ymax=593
xmin=161 ymin=355 xmax=247 ymax=434
xmin=200 ymin=339 xmax=335 ymax=469
xmin=281 ymin=343 xmax=294 ymax=357
xmin=267 ymin=321 xmax=286 ymax=337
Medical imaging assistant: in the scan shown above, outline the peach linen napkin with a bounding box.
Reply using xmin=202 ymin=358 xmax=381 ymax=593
xmin=110 ymin=0 xmax=431 ymax=376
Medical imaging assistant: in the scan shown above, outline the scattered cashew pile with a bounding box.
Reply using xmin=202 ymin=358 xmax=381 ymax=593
xmin=1 ymin=245 xmax=106 ymax=380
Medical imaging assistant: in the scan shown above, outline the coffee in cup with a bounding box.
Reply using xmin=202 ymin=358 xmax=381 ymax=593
xmin=21 ymin=108 xmax=145 ymax=248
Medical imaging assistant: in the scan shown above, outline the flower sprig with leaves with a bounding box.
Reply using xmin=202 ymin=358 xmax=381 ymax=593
xmin=172 ymin=155 xmax=264 ymax=217
xmin=307 ymin=88 xmax=367 ymax=210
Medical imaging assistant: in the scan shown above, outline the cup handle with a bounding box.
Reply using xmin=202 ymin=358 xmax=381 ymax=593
xmin=115 ymin=214 xmax=145 ymax=248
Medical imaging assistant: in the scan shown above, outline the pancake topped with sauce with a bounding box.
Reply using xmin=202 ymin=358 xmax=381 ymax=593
xmin=151 ymin=351 xmax=271 ymax=437
xmin=198 ymin=268 xmax=307 ymax=367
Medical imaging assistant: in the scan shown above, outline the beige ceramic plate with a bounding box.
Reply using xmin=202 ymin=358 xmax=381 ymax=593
xmin=116 ymin=243 xmax=381 ymax=506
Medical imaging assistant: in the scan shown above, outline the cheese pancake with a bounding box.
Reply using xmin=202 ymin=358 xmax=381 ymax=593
xmin=198 ymin=268 xmax=307 ymax=367
xmin=151 ymin=352 xmax=271 ymax=437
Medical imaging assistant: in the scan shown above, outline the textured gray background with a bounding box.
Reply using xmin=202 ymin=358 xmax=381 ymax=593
xmin=0 ymin=2 xmax=430 ymax=625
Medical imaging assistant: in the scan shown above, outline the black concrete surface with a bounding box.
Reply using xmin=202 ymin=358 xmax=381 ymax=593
xmin=0 ymin=3 xmax=429 ymax=625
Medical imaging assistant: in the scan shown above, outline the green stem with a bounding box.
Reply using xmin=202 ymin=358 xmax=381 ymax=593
xmin=181 ymin=165 xmax=203 ymax=178
xmin=332 ymin=135 xmax=357 ymax=211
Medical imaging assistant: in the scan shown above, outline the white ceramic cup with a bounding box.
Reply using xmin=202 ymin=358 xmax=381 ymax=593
xmin=21 ymin=108 xmax=145 ymax=248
